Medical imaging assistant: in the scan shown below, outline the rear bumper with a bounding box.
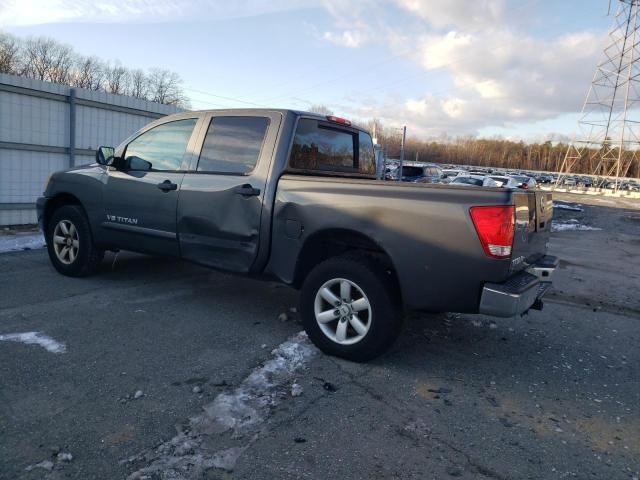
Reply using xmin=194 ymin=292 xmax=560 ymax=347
xmin=479 ymin=256 xmax=558 ymax=317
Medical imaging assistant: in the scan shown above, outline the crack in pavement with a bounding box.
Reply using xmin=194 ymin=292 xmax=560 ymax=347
xmin=327 ymin=357 xmax=509 ymax=479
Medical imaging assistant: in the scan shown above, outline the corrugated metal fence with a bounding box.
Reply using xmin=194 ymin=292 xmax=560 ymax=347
xmin=0 ymin=73 xmax=180 ymax=226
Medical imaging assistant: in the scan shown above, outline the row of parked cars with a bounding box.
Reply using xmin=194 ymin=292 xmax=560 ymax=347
xmin=558 ymin=175 xmax=640 ymax=191
xmin=513 ymin=171 xmax=639 ymax=191
xmin=384 ymin=161 xmax=640 ymax=191
xmin=384 ymin=162 xmax=538 ymax=190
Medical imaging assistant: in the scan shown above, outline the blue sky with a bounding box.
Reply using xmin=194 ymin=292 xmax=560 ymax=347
xmin=0 ymin=0 xmax=610 ymax=141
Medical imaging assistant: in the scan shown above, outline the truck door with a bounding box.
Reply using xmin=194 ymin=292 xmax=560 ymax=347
xmin=101 ymin=117 xmax=200 ymax=255
xmin=178 ymin=112 xmax=281 ymax=272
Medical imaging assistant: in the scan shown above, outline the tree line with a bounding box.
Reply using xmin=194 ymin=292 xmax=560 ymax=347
xmin=0 ymin=31 xmax=189 ymax=107
xmin=380 ymin=132 xmax=639 ymax=178
xmin=360 ymin=116 xmax=638 ymax=178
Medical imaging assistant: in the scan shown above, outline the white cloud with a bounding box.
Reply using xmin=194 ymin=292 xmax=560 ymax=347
xmin=339 ymin=24 xmax=603 ymax=138
xmin=0 ymin=0 xmax=317 ymax=26
xmin=415 ymin=28 xmax=602 ymax=119
xmin=317 ymin=0 xmax=390 ymax=49
xmin=396 ymin=0 xmax=504 ymax=30
xmin=319 ymin=0 xmax=605 ymax=137
xmin=322 ymin=30 xmax=366 ymax=48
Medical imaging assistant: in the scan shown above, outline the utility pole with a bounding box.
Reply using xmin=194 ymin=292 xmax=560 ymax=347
xmin=557 ymin=0 xmax=640 ymax=191
xmin=399 ymin=125 xmax=406 ymax=181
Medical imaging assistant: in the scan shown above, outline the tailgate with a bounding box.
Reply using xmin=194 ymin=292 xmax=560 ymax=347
xmin=511 ymin=190 xmax=552 ymax=273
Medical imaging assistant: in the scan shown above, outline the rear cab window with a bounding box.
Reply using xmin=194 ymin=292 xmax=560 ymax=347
xmin=288 ymin=118 xmax=376 ymax=177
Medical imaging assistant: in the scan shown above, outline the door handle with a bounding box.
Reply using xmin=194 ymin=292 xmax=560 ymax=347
xmin=157 ymin=180 xmax=178 ymax=192
xmin=234 ymin=184 xmax=261 ymax=197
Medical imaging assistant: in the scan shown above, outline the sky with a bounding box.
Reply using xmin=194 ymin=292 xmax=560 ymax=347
xmin=0 ymin=0 xmax=611 ymax=142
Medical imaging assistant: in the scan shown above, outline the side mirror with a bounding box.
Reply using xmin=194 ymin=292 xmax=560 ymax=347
xmin=128 ymin=156 xmax=152 ymax=171
xmin=96 ymin=146 xmax=115 ymax=165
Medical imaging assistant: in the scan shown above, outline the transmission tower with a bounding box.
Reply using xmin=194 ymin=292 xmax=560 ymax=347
xmin=557 ymin=0 xmax=640 ymax=189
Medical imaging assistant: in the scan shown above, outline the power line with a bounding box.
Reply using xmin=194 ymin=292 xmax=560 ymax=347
xmin=184 ymin=87 xmax=267 ymax=108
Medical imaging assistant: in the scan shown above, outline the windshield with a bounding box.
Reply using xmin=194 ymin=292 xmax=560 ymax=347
xmin=402 ymin=166 xmax=424 ymax=177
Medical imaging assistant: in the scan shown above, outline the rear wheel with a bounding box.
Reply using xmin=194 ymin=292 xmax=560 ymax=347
xmin=300 ymin=255 xmax=403 ymax=362
xmin=46 ymin=205 xmax=104 ymax=277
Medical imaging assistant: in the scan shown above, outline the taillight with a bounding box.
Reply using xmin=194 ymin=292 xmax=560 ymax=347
xmin=470 ymin=206 xmax=515 ymax=259
xmin=326 ymin=115 xmax=352 ymax=126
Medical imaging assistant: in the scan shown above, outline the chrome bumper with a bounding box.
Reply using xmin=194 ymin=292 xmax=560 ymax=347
xmin=479 ymin=256 xmax=558 ymax=317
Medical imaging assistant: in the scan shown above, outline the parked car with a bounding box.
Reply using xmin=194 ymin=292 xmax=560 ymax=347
xmin=510 ymin=175 xmax=537 ymax=189
xmin=37 ymin=109 xmax=556 ymax=362
xmin=450 ymin=175 xmax=499 ymax=187
xmin=535 ymin=175 xmax=553 ymax=184
xmin=563 ymin=177 xmax=577 ymax=187
xmin=442 ymin=169 xmax=464 ymax=181
xmin=400 ymin=163 xmax=443 ymax=183
xmin=489 ymin=176 xmax=523 ymax=189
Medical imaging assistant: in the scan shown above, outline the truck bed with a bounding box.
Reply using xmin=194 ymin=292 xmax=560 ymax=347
xmin=266 ymin=175 xmax=551 ymax=313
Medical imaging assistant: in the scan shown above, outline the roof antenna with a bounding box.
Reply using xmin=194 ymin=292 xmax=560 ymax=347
xmin=606 ymin=0 xmax=612 ymax=16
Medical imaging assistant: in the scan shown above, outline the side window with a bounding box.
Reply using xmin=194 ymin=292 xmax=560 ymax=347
xmin=125 ymin=118 xmax=197 ymax=171
xmin=358 ymin=131 xmax=376 ymax=175
xmin=197 ymin=116 xmax=269 ymax=173
xmin=289 ymin=119 xmax=356 ymax=171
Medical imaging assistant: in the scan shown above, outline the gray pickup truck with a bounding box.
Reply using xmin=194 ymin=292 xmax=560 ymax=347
xmin=37 ymin=109 xmax=558 ymax=361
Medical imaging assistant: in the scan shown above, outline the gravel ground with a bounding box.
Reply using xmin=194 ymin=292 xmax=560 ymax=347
xmin=0 ymin=192 xmax=639 ymax=480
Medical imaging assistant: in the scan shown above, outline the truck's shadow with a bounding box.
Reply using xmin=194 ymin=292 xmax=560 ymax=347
xmin=92 ymin=253 xmax=553 ymax=370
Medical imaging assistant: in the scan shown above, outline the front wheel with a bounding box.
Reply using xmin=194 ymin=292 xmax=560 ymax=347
xmin=46 ymin=205 xmax=104 ymax=277
xmin=300 ymin=255 xmax=403 ymax=362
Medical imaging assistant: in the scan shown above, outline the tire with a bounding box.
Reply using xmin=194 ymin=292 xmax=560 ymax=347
xmin=300 ymin=255 xmax=403 ymax=362
xmin=46 ymin=205 xmax=104 ymax=277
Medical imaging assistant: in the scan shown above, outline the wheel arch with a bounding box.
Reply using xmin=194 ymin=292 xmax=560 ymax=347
xmin=43 ymin=193 xmax=85 ymax=233
xmin=293 ymin=228 xmax=402 ymax=303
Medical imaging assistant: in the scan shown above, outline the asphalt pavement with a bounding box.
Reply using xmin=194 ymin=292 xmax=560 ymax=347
xmin=1 ymin=193 xmax=639 ymax=480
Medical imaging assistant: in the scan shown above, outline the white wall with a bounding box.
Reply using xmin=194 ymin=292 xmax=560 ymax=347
xmin=0 ymin=73 xmax=181 ymax=226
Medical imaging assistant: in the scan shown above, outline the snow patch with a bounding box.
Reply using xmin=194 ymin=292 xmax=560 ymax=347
xmin=0 ymin=331 xmax=66 ymax=353
xmin=552 ymin=221 xmax=602 ymax=232
xmin=0 ymin=233 xmax=45 ymax=253
xmin=25 ymin=460 xmax=54 ymax=472
xmin=126 ymin=331 xmax=317 ymax=479
xmin=553 ymin=202 xmax=583 ymax=212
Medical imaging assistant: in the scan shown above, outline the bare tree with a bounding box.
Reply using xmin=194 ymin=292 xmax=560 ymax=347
xmin=2 ymin=31 xmax=189 ymax=108
xmin=0 ymin=32 xmax=20 ymax=74
xmin=128 ymin=68 xmax=148 ymax=99
xmin=22 ymin=37 xmax=73 ymax=84
xmin=147 ymin=68 xmax=188 ymax=106
xmin=104 ymin=62 xmax=129 ymax=95
xmin=71 ymin=56 xmax=104 ymax=90
xmin=309 ymin=104 xmax=334 ymax=115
